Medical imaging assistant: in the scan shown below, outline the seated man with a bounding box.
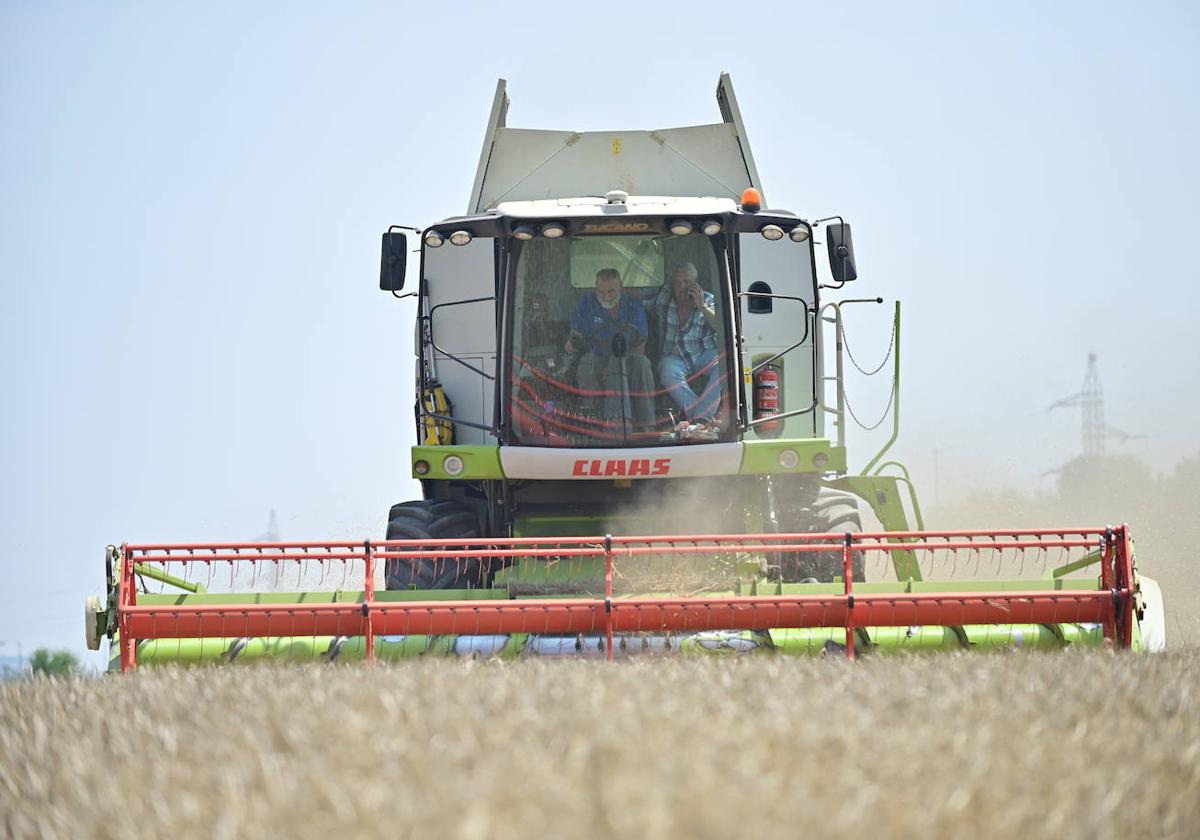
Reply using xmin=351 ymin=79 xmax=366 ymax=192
xmin=653 ymin=262 xmax=721 ymax=425
xmin=564 ymin=268 xmax=655 ymax=431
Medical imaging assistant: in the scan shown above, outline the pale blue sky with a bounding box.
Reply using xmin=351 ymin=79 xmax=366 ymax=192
xmin=2 ymin=2 xmax=1197 ymax=663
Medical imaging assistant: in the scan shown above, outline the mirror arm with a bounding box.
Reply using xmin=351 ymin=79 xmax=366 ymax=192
xmin=738 ymin=290 xmax=809 ymax=303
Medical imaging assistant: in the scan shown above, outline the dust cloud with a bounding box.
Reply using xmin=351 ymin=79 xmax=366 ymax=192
xmin=922 ymin=452 xmax=1200 ymax=645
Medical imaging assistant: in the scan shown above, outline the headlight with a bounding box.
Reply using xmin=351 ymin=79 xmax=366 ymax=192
xmin=789 ymin=226 xmax=810 ymax=242
xmin=443 ymin=455 xmax=465 ymax=476
xmin=761 ymin=225 xmax=784 ymax=241
xmin=778 ymin=449 xmax=799 ymax=469
xmin=701 ymin=220 xmax=722 ymax=236
xmin=449 ymin=230 xmax=472 ymax=246
xmin=413 ymin=460 xmax=430 ymax=476
xmin=541 ymin=222 xmax=565 ymax=239
xmin=512 ymin=225 xmax=535 ymax=241
xmin=668 ymin=219 xmax=694 ymax=236
xmin=812 ymin=452 xmax=829 ymax=469
xmin=423 ymin=230 xmax=445 ymax=248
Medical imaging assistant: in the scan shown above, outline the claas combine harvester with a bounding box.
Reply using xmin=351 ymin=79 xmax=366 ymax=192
xmin=86 ymin=75 xmax=1167 ymax=670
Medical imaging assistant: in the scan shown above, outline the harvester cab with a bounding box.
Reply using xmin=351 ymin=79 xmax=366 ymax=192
xmin=90 ymin=74 xmax=1166 ymax=670
xmin=380 ymin=75 xmax=887 ymax=579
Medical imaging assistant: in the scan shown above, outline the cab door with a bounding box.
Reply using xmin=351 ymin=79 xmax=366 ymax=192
xmin=736 ymin=232 xmax=820 ymax=439
xmin=420 ymin=237 xmax=499 ymax=445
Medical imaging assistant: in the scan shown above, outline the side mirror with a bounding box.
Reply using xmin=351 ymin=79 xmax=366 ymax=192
xmin=826 ymin=223 xmax=857 ymax=284
xmin=379 ymin=231 xmax=408 ymax=291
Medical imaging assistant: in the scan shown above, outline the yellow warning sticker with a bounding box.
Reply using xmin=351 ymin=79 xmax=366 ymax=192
xmin=611 ymin=138 xmax=622 ymax=155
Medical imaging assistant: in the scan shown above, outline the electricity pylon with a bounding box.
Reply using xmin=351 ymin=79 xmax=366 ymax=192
xmin=1048 ymin=353 xmax=1141 ymax=456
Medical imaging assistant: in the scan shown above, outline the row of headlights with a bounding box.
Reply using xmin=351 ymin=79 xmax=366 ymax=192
xmin=762 ymin=224 xmax=810 ymax=243
xmin=413 ymin=454 xmax=464 ymax=477
xmin=425 ymin=222 xmax=567 ymax=249
xmin=776 ymin=449 xmax=829 ymax=470
xmin=424 ymin=230 xmax=470 ymax=248
xmin=425 ymin=220 xmax=810 ymax=248
xmin=667 ymin=219 xmax=723 ymax=237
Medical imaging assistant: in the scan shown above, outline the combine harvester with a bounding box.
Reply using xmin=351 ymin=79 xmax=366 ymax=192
xmin=86 ymin=75 xmax=1166 ymax=669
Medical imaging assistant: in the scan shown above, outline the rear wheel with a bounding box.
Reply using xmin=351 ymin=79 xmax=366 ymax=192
xmin=384 ymin=500 xmax=489 ymax=590
xmin=779 ymin=488 xmax=866 ymax=582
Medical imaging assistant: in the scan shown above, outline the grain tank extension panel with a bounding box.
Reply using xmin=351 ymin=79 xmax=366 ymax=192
xmin=468 ymin=73 xmax=764 ymax=213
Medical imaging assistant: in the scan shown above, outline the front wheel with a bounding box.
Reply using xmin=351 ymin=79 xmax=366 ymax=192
xmin=778 ymin=489 xmax=866 ymax=582
xmin=384 ymin=500 xmax=489 ymax=590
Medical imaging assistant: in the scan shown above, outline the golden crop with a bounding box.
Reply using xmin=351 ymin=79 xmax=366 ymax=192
xmin=2 ymin=650 xmax=1197 ymax=839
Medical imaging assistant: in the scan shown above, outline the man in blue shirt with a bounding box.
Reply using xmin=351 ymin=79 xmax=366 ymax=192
xmin=564 ymin=268 xmax=655 ymax=432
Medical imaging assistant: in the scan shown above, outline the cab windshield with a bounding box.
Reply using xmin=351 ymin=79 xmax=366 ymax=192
xmin=508 ymin=232 xmax=729 ymax=447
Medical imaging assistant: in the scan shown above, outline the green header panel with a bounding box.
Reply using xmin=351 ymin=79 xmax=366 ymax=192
xmin=739 ymin=439 xmax=846 ymax=475
xmin=411 ymin=445 xmax=504 ymax=480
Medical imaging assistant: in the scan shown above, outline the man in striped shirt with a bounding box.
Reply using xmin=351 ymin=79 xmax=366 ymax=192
xmin=654 ymin=262 xmax=722 ymax=425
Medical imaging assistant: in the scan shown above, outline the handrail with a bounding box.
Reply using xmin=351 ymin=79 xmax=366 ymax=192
xmin=817 ymin=297 xmax=886 ymax=449
xmin=426 ymin=296 xmax=497 ymax=381
xmin=861 ymin=301 xmax=901 ymax=474
xmin=869 ymin=460 xmax=926 ymax=531
xmin=737 ymin=289 xmax=817 ymax=432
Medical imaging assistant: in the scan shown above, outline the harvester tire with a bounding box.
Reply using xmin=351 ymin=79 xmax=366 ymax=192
xmin=384 ymin=500 xmax=489 ymax=590
xmin=387 ymin=499 xmax=467 ymax=524
xmin=780 ymin=489 xmax=866 ymax=582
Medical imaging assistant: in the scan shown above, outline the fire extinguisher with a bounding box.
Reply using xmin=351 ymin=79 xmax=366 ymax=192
xmin=753 ymin=364 xmax=783 ymax=437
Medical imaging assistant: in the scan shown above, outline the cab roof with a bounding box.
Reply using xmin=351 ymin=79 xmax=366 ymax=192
xmin=468 ymin=74 xmax=764 ymax=213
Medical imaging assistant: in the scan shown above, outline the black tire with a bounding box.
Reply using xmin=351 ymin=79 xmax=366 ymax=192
xmin=779 ymin=488 xmax=866 ymax=583
xmin=387 ymin=499 xmax=465 ymax=524
xmin=384 ymin=500 xmax=489 ymax=590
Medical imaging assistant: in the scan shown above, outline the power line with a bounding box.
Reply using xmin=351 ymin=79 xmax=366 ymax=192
xmin=1048 ymin=353 xmax=1143 ymax=456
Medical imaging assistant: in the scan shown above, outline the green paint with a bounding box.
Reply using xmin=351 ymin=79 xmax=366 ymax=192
xmin=866 ymin=460 xmax=926 ymax=530
xmin=129 ymin=633 xmax=531 ymax=666
xmin=739 ymin=439 xmax=846 ymax=475
xmin=133 ymin=563 xmax=207 ymax=593
xmin=513 ymin=512 xmax=609 ymax=538
xmin=411 ymin=444 xmax=504 ymax=480
xmin=1052 ymin=549 xmax=1103 ymax=578
xmin=119 ymin=620 xmax=1122 ymax=667
xmin=771 ymin=623 xmax=1110 ymax=654
xmin=826 ymin=474 xmax=922 ymax=581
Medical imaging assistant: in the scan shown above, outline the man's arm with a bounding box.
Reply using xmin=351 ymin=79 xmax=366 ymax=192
xmin=699 ymin=290 xmax=717 ymax=330
xmin=689 ymin=285 xmax=717 ymax=330
xmin=564 ymin=328 xmax=584 ymax=354
xmin=628 ymin=298 xmax=649 ymax=355
xmin=566 ymin=295 xmax=590 ymax=354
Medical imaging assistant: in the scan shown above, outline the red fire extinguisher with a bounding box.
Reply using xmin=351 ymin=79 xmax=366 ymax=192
xmin=754 ymin=364 xmax=783 ymax=436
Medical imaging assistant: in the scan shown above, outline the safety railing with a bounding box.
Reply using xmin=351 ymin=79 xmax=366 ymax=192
xmin=818 ymin=298 xmax=896 ymax=457
xmin=115 ymin=526 xmax=1136 ymax=671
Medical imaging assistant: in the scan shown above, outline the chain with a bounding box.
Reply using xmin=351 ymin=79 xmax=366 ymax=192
xmin=840 ymin=316 xmax=895 ymax=376
xmin=843 ymin=376 xmax=896 ymax=431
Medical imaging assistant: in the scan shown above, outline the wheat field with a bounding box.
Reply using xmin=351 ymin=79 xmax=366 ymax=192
xmin=2 ymin=650 xmax=1197 ymax=839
